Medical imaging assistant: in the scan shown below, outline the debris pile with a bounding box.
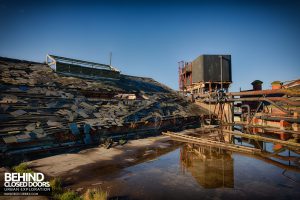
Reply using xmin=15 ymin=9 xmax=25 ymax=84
xmin=0 ymin=57 xmax=203 ymax=156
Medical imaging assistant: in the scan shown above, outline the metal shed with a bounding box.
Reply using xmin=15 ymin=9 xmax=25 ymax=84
xmin=46 ymin=54 xmax=120 ymax=78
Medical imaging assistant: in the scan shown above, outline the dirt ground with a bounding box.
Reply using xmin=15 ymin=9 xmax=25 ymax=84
xmin=29 ymin=135 xmax=173 ymax=179
xmin=0 ymin=135 xmax=178 ymax=199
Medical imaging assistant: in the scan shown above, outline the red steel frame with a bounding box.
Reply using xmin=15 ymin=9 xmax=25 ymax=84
xmin=178 ymin=61 xmax=193 ymax=92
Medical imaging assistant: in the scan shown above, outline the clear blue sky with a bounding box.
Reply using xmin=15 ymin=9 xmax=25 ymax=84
xmin=0 ymin=0 xmax=299 ymax=91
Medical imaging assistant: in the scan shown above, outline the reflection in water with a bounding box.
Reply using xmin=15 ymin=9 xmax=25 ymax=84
xmin=180 ymin=144 xmax=234 ymax=188
xmin=68 ymin=127 xmax=300 ymax=199
xmin=74 ymin=140 xmax=300 ymax=200
xmin=189 ymin=127 xmax=300 ymax=171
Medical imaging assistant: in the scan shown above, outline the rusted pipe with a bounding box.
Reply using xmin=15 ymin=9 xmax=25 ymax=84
xmin=198 ymin=89 xmax=300 ymax=98
xmin=236 ymin=97 xmax=300 ymax=106
xmin=228 ymin=89 xmax=300 ymax=97
xmin=205 ymin=97 xmax=290 ymax=114
xmin=203 ymin=97 xmax=300 ymax=106
xmin=241 ymin=104 xmax=250 ymax=122
xmin=203 ymin=97 xmax=294 ymax=114
xmin=263 ymin=98 xmax=290 ymax=114
xmin=259 ymin=116 xmax=300 ymax=123
xmin=264 ymin=97 xmax=300 ymax=106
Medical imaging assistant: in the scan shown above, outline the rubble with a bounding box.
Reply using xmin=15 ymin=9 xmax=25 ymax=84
xmin=10 ymin=110 xmax=27 ymax=117
xmin=0 ymin=57 xmax=205 ymax=156
xmin=114 ymin=93 xmax=136 ymax=100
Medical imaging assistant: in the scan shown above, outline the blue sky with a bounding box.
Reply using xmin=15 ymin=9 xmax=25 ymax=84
xmin=0 ymin=0 xmax=299 ymax=91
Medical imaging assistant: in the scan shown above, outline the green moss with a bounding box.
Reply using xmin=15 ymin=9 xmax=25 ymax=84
xmin=118 ymin=139 xmax=127 ymax=145
xmin=271 ymin=81 xmax=282 ymax=85
xmin=12 ymin=162 xmax=34 ymax=174
xmin=59 ymin=191 xmax=81 ymax=200
xmin=83 ymin=188 xmax=108 ymax=200
xmin=50 ymin=177 xmax=63 ymax=195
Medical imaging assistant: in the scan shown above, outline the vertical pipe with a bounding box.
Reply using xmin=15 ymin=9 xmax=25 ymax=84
xmin=178 ymin=63 xmax=181 ymax=91
xmin=190 ymin=62 xmax=193 ymax=86
xmin=220 ymin=55 xmax=223 ymax=90
xmin=109 ymin=52 xmax=112 ymax=66
xmin=231 ymin=102 xmax=234 ymax=125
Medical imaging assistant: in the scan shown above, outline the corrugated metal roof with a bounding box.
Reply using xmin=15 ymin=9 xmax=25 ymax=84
xmin=47 ymin=54 xmax=120 ymax=72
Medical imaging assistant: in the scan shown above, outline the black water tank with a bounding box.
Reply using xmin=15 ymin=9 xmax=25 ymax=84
xmin=191 ymin=55 xmax=232 ymax=83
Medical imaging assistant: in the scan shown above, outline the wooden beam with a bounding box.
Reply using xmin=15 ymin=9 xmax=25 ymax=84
xmin=163 ymin=131 xmax=261 ymax=154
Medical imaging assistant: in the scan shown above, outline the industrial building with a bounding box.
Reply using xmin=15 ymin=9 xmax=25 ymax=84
xmin=178 ymin=55 xmax=232 ymax=95
xmin=46 ymin=54 xmax=120 ymax=79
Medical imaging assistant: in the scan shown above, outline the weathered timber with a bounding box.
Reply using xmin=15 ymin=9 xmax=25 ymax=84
xmin=163 ymin=131 xmax=261 ymax=154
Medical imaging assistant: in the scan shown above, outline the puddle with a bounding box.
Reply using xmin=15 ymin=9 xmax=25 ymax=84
xmin=24 ymin=128 xmax=297 ymax=200
xmin=70 ymin=141 xmax=300 ymax=200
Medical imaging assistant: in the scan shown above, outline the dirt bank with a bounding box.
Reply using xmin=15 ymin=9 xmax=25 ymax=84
xmin=26 ymin=136 xmax=177 ymax=186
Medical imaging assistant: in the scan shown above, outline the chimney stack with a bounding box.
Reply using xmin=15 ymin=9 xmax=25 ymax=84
xmin=251 ymin=80 xmax=263 ymax=91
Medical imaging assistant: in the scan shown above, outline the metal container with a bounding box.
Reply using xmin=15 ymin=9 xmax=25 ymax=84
xmin=191 ymin=55 xmax=232 ymax=83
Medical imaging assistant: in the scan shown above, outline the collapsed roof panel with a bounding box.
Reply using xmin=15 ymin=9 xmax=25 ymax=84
xmin=0 ymin=56 xmax=206 ymax=157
